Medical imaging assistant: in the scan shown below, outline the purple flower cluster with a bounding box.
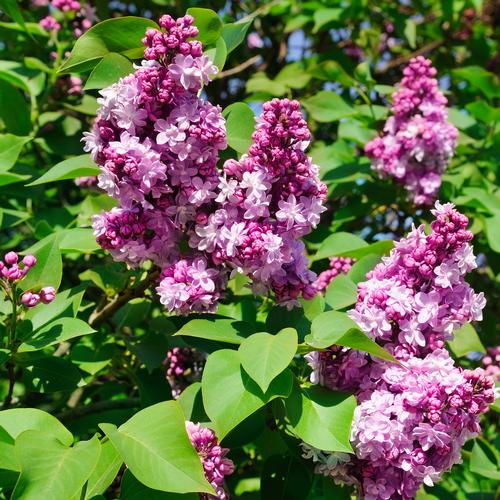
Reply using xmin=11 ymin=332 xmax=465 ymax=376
xmin=482 ymin=346 xmax=500 ymax=381
xmin=304 ymin=203 xmax=495 ymax=499
xmin=164 ymin=347 xmax=205 ymax=398
xmin=52 ymin=0 xmax=80 ymax=12
xmin=365 ymin=57 xmax=458 ymax=205
xmin=87 ymin=16 xmax=326 ymax=313
xmin=348 ymin=201 xmax=485 ymax=359
xmin=40 ymin=15 xmax=60 ymax=32
xmin=313 ymin=256 xmax=355 ymax=293
xmin=0 ymin=251 xmax=56 ymax=308
xmin=186 ymin=421 xmax=234 ymax=499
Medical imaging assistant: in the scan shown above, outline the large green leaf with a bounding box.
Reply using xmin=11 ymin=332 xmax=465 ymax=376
xmin=84 ymin=53 xmax=134 ymax=90
xmin=223 ymin=102 xmax=255 ymax=154
xmin=452 ymin=66 xmax=500 ymax=100
xmin=470 ymin=439 xmax=500 ymax=480
xmin=186 ymin=8 xmax=222 ymax=46
xmin=174 ymin=318 xmax=254 ymax=345
xmin=0 ymin=0 xmax=27 ymax=33
xmin=222 ymin=21 xmax=252 ymax=53
xmin=285 ymin=385 xmax=355 ymax=453
xmin=239 ymin=328 xmax=297 ymax=392
xmin=19 ymin=234 xmax=62 ymax=291
xmin=306 ymin=310 xmax=395 ymax=362
xmin=25 ymin=285 xmax=85 ymax=331
xmin=0 ymin=408 xmax=72 ymax=446
xmin=312 ymin=233 xmax=368 ymax=261
xmin=447 ymin=323 xmax=485 ymax=357
xmin=202 ymin=349 xmax=293 ymax=438
xmin=302 ymin=91 xmax=356 ymax=123
xmin=99 ymin=401 xmax=213 ymax=494
xmin=27 ymin=154 xmax=99 ymax=186
xmin=59 ymin=17 xmax=159 ymax=74
xmin=24 ymin=357 xmax=82 ymax=393
xmin=18 ymin=317 xmax=95 ymax=352
xmin=0 ymin=134 xmax=31 ymax=171
xmin=324 ymin=274 xmax=358 ymax=310
xmin=0 ymin=80 xmax=31 ymax=135
xmin=120 ymin=469 xmax=198 ymax=500
xmin=12 ymin=432 xmax=100 ymax=500
xmin=84 ymin=439 xmax=122 ymax=499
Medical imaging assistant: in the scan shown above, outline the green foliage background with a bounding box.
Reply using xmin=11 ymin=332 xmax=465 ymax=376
xmin=0 ymin=0 xmax=498 ymax=498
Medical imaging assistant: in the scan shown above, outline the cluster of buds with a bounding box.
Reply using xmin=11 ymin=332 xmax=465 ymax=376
xmin=0 ymin=251 xmax=56 ymax=308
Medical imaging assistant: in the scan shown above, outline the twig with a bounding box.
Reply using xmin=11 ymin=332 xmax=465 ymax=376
xmin=56 ymin=397 xmax=141 ymax=422
xmin=215 ymin=55 xmax=261 ymax=80
xmin=3 ymin=363 xmax=15 ymax=409
xmin=88 ymin=270 xmax=160 ymax=329
xmin=375 ymin=39 xmax=445 ymax=74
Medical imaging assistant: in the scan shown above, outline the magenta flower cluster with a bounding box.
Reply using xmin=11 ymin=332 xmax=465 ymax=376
xmin=0 ymin=251 xmax=56 ymax=308
xmin=86 ymin=15 xmax=326 ymax=313
xmin=348 ymin=201 xmax=485 ymax=359
xmin=482 ymin=346 xmax=500 ymax=381
xmin=164 ymin=347 xmax=205 ymax=398
xmin=304 ymin=203 xmax=495 ymax=499
xmin=186 ymin=421 xmax=234 ymax=499
xmin=313 ymin=256 xmax=355 ymax=293
xmin=365 ymin=57 xmax=458 ymax=206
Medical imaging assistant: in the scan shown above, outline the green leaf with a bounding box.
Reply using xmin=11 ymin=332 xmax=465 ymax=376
xmin=0 ymin=171 xmax=30 ymax=186
xmin=452 ymin=66 xmax=500 ymax=100
xmin=58 ymin=228 xmax=100 ymax=253
xmin=246 ymin=73 xmax=288 ymax=97
xmin=202 ymin=349 xmax=293 ymax=438
xmin=0 ymin=80 xmax=31 ymax=135
xmin=275 ymin=62 xmax=311 ymax=89
xmin=0 ymin=0 xmax=28 ymax=34
xmin=324 ymin=274 xmax=357 ymax=310
xmin=186 ymin=8 xmax=222 ymax=46
xmin=222 ymin=102 xmax=255 ymax=154
xmin=27 ymin=154 xmax=99 ymax=185
xmin=404 ymin=19 xmax=417 ymax=48
xmin=306 ymin=310 xmax=395 ymax=362
xmin=24 ymin=357 xmax=82 ymax=393
xmin=120 ymin=469 xmax=198 ymax=500
xmin=470 ymin=440 xmax=500 ymax=480
xmin=302 ymin=91 xmax=356 ymax=123
xmin=0 ymin=134 xmax=31 ymax=170
xmin=313 ymin=232 xmax=368 ymax=261
xmin=19 ymin=233 xmax=62 ymax=291
xmin=285 ymin=385 xmax=355 ymax=453
xmin=205 ymin=36 xmax=227 ymax=71
xmin=174 ymin=318 xmax=254 ymax=345
xmin=447 ymin=323 xmax=485 ymax=357
xmin=18 ymin=318 xmax=95 ymax=352
xmin=312 ymin=8 xmax=342 ymax=33
xmin=0 ymin=408 xmax=72 ymax=446
xmin=239 ymin=328 xmax=298 ymax=392
xmin=0 ymin=425 xmax=18 ymax=472
xmin=342 ymin=240 xmax=393 ymax=260
xmin=354 ymin=62 xmax=374 ymax=87
xmin=99 ymin=401 xmax=213 ymax=494
xmin=25 ymin=285 xmax=85 ymax=331
xmin=222 ymin=21 xmax=252 ymax=53
xmin=85 ymin=439 xmax=122 ymax=499
xmin=59 ymin=17 xmax=159 ymax=74
xmin=348 ymin=254 xmax=381 ymax=283
xmin=448 ymin=108 xmax=476 ymax=130
xmin=12 ymin=432 xmax=100 ymax=500
xmin=483 ymin=215 xmax=500 ymax=253
xmin=84 ymin=52 xmax=134 ymax=90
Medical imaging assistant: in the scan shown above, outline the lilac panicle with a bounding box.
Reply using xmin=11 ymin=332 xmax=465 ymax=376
xmin=303 ymin=203 xmax=494 ymax=499
xmin=186 ymin=421 xmax=234 ymax=499
xmin=86 ymin=15 xmax=326 ymax=314
xmin=365 ymin=57 xmax=458 ymax=206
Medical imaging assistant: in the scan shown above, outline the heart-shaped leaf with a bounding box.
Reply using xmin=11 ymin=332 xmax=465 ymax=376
xmin=239 ymin=328 xmax=297 ymax=392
